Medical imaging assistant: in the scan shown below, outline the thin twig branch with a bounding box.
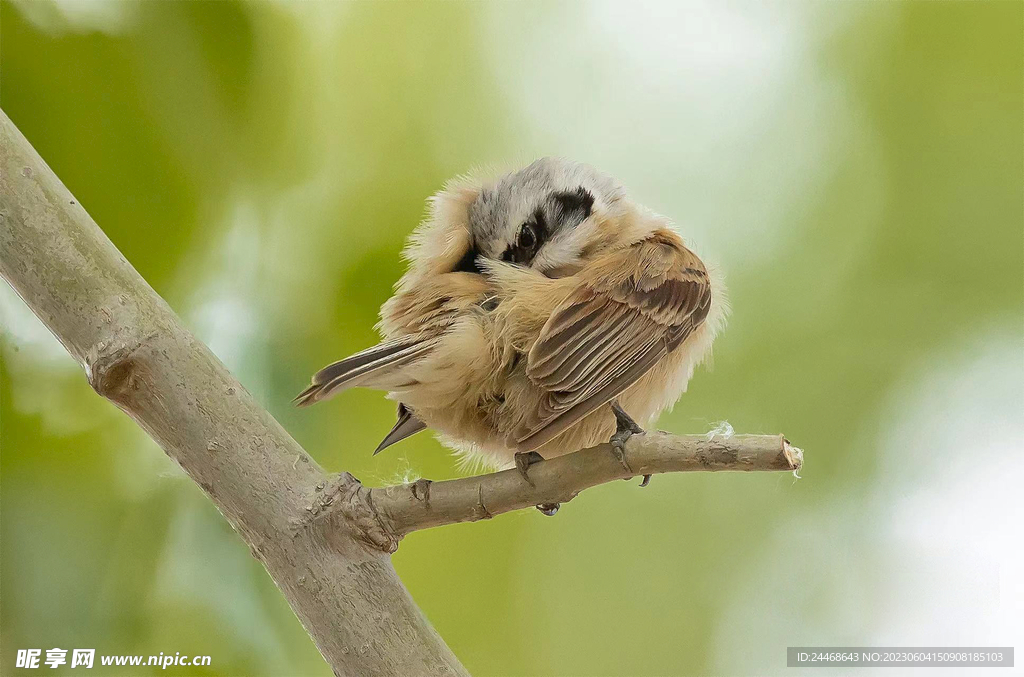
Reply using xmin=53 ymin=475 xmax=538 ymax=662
xmin=340 ymin=433 xmax=801 ymax=544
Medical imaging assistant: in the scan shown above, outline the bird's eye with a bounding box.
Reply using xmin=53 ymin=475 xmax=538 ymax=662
xmin=517 ymin=223 xmax=537 ymax=250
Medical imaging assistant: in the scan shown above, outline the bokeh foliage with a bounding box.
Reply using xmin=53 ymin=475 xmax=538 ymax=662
xmin=2 ymin=2 xmax=1021 ymax=675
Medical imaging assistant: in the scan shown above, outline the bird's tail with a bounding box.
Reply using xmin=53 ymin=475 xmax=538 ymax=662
xmin=294 ymin=338 xmax=433 ymax=406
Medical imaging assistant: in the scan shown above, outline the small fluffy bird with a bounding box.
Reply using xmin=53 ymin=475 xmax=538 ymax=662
xmin=297 ymin=158 xmax=727 ymax=490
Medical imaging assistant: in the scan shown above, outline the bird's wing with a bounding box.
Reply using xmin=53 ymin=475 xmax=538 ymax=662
xmin=293 ymin=338 xmax=436 ymax=406
xmin=515 ymin=234 xmax=712 ymax=450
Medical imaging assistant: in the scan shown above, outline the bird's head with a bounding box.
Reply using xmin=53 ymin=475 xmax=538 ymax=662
xmin=399 ymin=158 xmax=658 ymax=288
xmin=457 ymin=158 xmax=635 ymax=278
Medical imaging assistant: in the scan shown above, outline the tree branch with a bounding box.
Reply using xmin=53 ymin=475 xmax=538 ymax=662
xmin=0 ymin=109 xmax=467 ymax=677
xmin=346 ymin=433 xmax=801 ymax=543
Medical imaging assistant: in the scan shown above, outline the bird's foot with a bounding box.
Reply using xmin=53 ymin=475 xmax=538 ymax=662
xmin=513 ymin=451 xmax=560 ymax=515
xmin=610 ymin=400 xmax=651 ymax=488
xmin=514 ymin=450 xmax=545 ymax=486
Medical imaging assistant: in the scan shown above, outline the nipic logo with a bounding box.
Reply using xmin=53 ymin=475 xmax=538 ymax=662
xmin=16 ymin=649 xmax=94 ymax=669
xmin=15 ymin=649 xmax=209 ymax=669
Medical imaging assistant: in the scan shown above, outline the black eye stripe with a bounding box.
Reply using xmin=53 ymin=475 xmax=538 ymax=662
xmin=552 ymin=187 xmax=594 ymax=219
xmin=453 ymin=241 xmax=481 ymax=273
xmin=490 ymin=187 xmax=592 ymax=269
xmin=533 ymin=207 xmax=548 ymax=232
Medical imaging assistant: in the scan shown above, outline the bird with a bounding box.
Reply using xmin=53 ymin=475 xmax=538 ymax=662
xmin=296 ymin=158 xmax=727 ymax=506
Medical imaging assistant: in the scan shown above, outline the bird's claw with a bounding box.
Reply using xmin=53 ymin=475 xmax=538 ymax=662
xmin=609 ymin=400 xmax=650 ymax=487
xmin=514 ymin=452 xmax=559 ymax=515
xmin=536 ymin=503 xmax=560 ymax=516
xmin=610 ymin=434 xmax=632 ymax=471
xmin=514 ymin=450 xmax=545 ymax=486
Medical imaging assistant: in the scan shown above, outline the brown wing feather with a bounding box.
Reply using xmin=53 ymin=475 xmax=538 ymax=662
xmin=515 ymin=234 xmax=711 ymax=450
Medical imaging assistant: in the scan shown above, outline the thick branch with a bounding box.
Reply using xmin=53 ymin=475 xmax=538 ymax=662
xmin=358 ymin=433 xmax=801 ymax=541
xmin=0 ymin=109 xmax=467 ymax=677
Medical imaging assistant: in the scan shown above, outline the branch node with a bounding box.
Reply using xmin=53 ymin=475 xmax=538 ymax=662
xmin=410 ymin=478 xmax=432 ymax=505
xmin=84 ymin=331 xmax=160 ymax=404
xmin=310 ymin=473 xmax=400 ymax=553
xmin=85 ymin=341 xmax=143 ymax=403
xmin=475 ymin=484 xmax=493 ymax=520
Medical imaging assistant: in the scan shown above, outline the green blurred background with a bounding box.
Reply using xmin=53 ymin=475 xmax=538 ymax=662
xmin=1 ymin=1 xmax=1021 ymax=675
